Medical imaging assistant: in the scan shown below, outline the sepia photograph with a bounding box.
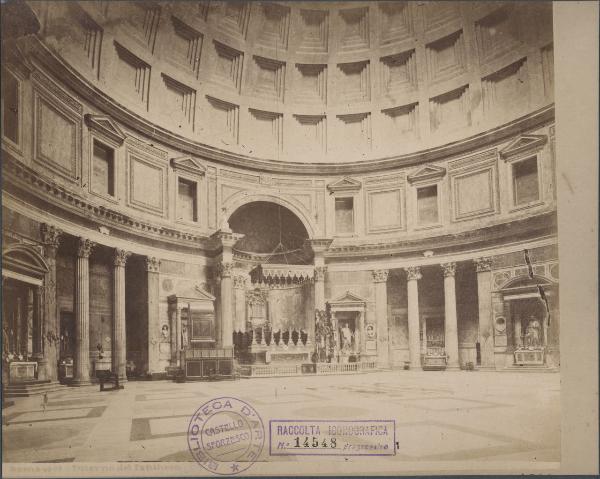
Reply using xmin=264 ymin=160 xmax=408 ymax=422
xmin=1 ymin=1 xmax=597 ymax=477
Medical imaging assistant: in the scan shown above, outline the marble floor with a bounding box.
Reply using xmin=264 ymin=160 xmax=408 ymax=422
xmin=2 ymin=371 xmax=560 ymax=475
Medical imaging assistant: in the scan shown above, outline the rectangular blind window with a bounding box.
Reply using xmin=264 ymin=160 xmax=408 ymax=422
xmin=178 ymin=178 xmax=198 ymax=222
xmin=513 ymin=157 xmax=539 ymax=205
xmin=335 ymin=197 xmax=354 ymax=234
xmin=91 ymin=141 xmax=115 ymax=196
xmin=417 ymin=185 xmax=439 ymax=224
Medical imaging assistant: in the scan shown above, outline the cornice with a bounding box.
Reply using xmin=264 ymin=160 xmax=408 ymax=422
xmin=325 ymin=211 xmax=557 ymax=260
xmin=2 ymin=154 xmax=215 ymax=255
xmin=21 ymin=36 xmax=554 ymax=176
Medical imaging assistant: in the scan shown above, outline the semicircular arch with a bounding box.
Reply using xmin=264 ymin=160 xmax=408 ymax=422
xmin=223 ymin=191 xmax=318 ymax=239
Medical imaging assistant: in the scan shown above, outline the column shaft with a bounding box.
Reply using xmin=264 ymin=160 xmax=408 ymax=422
xmin=233 ymin=275 xmax=247 ymax=332
xmin=113 ymin=249 xmax=130 ymax=382
xmin=406 ymin=267 xmax=422 ymax=369
xmin=475 ymin=258 xmax=494 ymax=368
xmin=219 ymin=262 xmax=234 ymax=348
xmin=373 ymin=270 xmax=390 ymax=368
xmin=74 ymin=238 xmax=94 ymax=385
xmin=146 ymin=257 xmax=161 ymax=374
xmin=442 ymin=262 xmax=460 ymax=369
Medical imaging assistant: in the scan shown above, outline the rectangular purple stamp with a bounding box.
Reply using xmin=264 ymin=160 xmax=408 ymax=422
xmin=269 ymin=420 xmax=396 ymax=456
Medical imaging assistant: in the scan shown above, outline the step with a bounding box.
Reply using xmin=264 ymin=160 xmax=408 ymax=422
xmin=4 ymin=382 xmax=67 ymax=398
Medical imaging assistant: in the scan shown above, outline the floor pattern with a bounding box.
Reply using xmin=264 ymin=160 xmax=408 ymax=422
xmin=2 ymin=371 xmax=560 ymax=474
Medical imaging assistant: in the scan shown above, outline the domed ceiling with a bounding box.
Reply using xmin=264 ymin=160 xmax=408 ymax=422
xmin=35 ymin=1 xmax=553 ymax=164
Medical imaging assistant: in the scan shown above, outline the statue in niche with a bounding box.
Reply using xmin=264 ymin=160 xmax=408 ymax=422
xmin=525 ymin=315 xmax=542 ymax=348
xmin=181 ymin=324 xmax=189 ymax=348
xmin=161 ymin=324 xmax=169 ymax=341
xmin=340 ymin=323 xmax=353 ymax=351
xmin=219 ymin=207 xmax=232 ymax=232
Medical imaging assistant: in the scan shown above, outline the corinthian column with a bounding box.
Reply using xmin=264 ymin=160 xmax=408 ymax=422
xmin=441 ymin=262 xmax=460 ymax=369
xmin=146 ymin=257 xmax=161 ymax=374
xmin=218 ymin=261 xmax=234 ymax=348
xmin=474 ymin=257 xmax=494 ymax=369
xmin=405 ymin=266 xmax=422 ymax=369
xmin=233 ymin=274 xmax=247 ymax=332
xmin=372 ymin=269 xmax=390 ymax=368
xmin=74 ymin=238 xmax=95 ymax=386
xmin=113 ymin=249 xmax=131 ymax=382
xmin=211 ymin=229 xmax=244 ymax=350
xmin=40 ymin=224 xmax=62 ymax=382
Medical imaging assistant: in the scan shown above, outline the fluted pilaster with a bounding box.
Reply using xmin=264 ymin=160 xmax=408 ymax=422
xmin=474 ymin=257 xmax=494 ymax=368
xmin=146 ymin=256 xmax=161 ymax=374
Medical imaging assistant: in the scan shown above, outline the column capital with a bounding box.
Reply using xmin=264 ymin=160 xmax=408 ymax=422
xmin=114 ymin=249 xmax=131 ymax=268
xmin=217 ymin=261 xmax=234 ymax=279
xmin=233 ymin=274 xmax=247 ymax=289
xmin=372 ymin=269 xmax=389 ymax=283
xmin=77 ymin=238 xmax=95 ymax=258
xmin=145 ymin=256 xmax=161 ymax=273
xmin=474 ymin=257 xmax=493 ymax=272
xmin=405 ymin=266 xmax=422 ymax=281
xmin=441 ymin=262 xmax=457 ymax=278
xmin=41 ymin=223 xmax=62 ymax=249
xmin=314 ymin=266 xmax=327 ymax=282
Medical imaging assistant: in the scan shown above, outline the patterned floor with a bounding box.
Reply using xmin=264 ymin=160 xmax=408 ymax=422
xmin=2 ymin=371 xmax=560 ymax=474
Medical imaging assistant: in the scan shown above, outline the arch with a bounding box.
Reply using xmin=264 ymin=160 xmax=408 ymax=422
xmin=2 ymin=243 xmax=49 ymax=279
xmin=500 ymin=274 xmax=554 ymax=291
xmin=223 ymin=191 xmax=318 ymax=239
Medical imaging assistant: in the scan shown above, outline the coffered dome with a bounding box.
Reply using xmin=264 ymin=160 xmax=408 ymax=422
xmin=32 ymin=1 xmax=553 ymax=164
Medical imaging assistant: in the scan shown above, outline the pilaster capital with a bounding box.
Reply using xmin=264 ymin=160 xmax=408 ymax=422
xmin=145 ymin=256 xmax=161 ymax=273
xmin=77 ymin=238 xmax=95 ymax=258
xmin=405 ymin=266 xmax=422 ymax=281
xmin=233 ymin=274 xmax=247 ymax=289
xmin=41 ymin=223 xmax=62 ymax=249
xmin=217 ymin=261 xmax=234 ymax=279
xmin=474 ymin=257 xmax=493 ymax=273
xmin=372 ymin=269 xmax=389 ymax=283
xmin=314 ymin=266 xmax=327 ymax=282
xmin=114 ymin=248 xmax=131 ymax=268
xmin=441 ymin=262 xmax=457 ymax=278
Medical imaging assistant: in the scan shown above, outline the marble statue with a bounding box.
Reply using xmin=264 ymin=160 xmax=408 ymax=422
xmin=525 ymin=316 xmax=542 ymax=347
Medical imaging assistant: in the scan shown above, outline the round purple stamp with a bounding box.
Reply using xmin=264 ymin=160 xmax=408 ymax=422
xmin=187 ymin=396 xmax=265 ymax=475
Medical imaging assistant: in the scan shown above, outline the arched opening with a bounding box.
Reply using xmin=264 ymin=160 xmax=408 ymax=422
xmin=2 ymin=244 xmax=49 ymax=383
xmin=228 ymin=201 xmax=310 ymax=264
xmin=226 ymin=202 xmax=314 ymax=363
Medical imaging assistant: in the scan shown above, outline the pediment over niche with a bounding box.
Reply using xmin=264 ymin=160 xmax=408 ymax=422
xmin=84 ymin=114 xmax=126 ymax=145
xmin=170 ymin=156 xmax=206 ymax=176
xmin=500 ymin=135 xmax=547 ymax=160
xmin=327 ymin=176 xmax=362 ymax=194
xmin=407 ymin=164 xmax=446 ymax=185
xmin=168 ymin=286 xmax=215 ymax=304
xmin=329 ymin=290 xmax=367 ymax=308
